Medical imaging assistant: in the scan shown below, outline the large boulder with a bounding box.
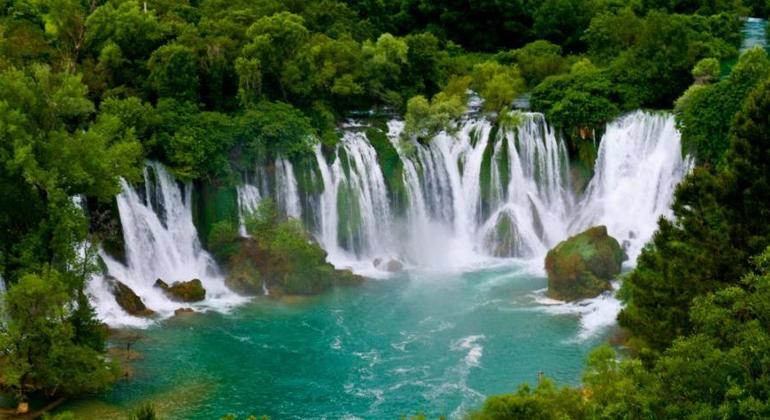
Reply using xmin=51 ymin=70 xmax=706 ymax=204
xmin=154 ymin=278 xmax=206 ymax=302
xmin=545 ymin=226 xmax=626 ymax=301
xmin=108 ymin=277 xmax=154 ymax=317
xmin=225 ymin=236 xmax=364 ymax=296
xmin=226 ymin=255 xmax=263 ymax=296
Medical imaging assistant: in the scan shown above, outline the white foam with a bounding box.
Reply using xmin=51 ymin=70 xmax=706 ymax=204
xmin=534 ymin=282 xmax=622 ymax=341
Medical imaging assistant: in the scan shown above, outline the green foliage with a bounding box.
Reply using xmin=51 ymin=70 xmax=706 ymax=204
xmin=208 ymin=220 xmax=241 ymax=262
xmin=471 ymin=61 xmax=526 ymax=114
xmin=676 ymin=47 xmax=770 ymax=165
xmin=0 ymin=271 xmax=119 ymax=401
xmin=148 ymin=43 xmax=200 ymax=102
xmin=533 ymin=0 xmax=595 ymax=52
xmin=468 ymin=379 xmax=585 ymax=420
xmin=403 ymin=91 xmax=466 ymax=140
xmin=692 ymin=57 xmax=720 ymax=84
xmin=532 ymin=59 xmax=620 ymax=135
xmin=239 ymin=101 xmax=315 ymax=160
xmin=501 ymin=40 xmax=569 ymax=87
xmin=129 ymin=403 xmax=158 ymax=420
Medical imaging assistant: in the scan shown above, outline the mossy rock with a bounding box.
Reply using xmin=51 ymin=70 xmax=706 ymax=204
xmin=225 ymin=250 xmax=264 ymax=296
xmin=88 ymin=196 xmax=127 ymax=265
xmin=222 ymin=233 xmax=364 ymax=297
xmin=484 ymin=211 xmax=524 ymax=257
xmin=545 ymin=226 xmax=626 ymax=301
xmin=108 ymin=277 xmax=154 ymax=317
xmin=154 ymin=278 xmax=206 ymax=302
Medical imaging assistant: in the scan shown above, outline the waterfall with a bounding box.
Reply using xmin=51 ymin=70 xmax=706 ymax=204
xmin=236 ymin=184 xmax=261 ymax=235
xmin=89 ymin=162 xmax=243 ymax=326
xmin=570 ymin=111 xmax=691 ymax=261
xmin=86 ymin=109 xmax=689 ymax=325
xmin=238 ymin=110 xmax=688 ymax=272
xmin=276 ymin=157 xmax=301 ymax=219
xmin=313 ymin=132 xmax=394 ymax=270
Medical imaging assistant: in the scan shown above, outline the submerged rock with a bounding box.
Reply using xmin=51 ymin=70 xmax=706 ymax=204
xmin=174 ymin=307 xmax=197 ymax=316
xmin=484 ymin=211 xmax=525 ymax=257
xmin=545 ymin=226 xmax=626 ymax=301
xmin=154 ymin=278 xmax=206 ymax=302
xmin=108 ymin=277 xmax=155 ymax=317
xmin=373 ymin=258 xmax=404 ymax=272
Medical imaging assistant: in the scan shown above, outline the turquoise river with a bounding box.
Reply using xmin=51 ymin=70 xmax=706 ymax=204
xmin=65 ymin=263 xmax=617 ymax=419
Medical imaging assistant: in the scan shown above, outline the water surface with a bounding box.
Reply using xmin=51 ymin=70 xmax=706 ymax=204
xmin=69 ymin=264 xmax=617 ymax=419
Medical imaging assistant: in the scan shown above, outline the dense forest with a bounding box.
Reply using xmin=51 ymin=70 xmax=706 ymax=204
xmin=1 ymin=0 xmax=770 ymax=418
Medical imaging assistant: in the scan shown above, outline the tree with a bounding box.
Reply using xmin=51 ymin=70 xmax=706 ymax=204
xmin=361 ymin=33 xmax=409 ymax=107
xmin=242 ymin=12 xmax=309 ymax=99
xmin=676 ymin=48 xmax=770 ymax=165
xmin=148 ymin=43 xmax=200 ymax=102
xmin=0 ymin=271 xmax=119 ymax=403
xmin=531 ymin=59 xmax=619 ymax=135
xmin=471 ymin=61 xmax=525 ymax=114
xmin=403 ymin=91 xmax=465 ymax=140
xmin=502 ymin=40 xmax=568 ymax=87
xmin=692 ymin=57 xmax=720 ymax=84
xmin=533 ymin=0 xmax=594 ymax=52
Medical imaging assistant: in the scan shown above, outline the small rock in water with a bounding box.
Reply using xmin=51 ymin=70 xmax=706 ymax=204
xmin=154 ymin=278 xmax=206 ymax=302
xmin=174 ymin=307 xmax=196 ymax=316
xmin=384 ymin=259 xmax=404 ymax=273
xmin=373 ymin=257 xmax=403 ymax=272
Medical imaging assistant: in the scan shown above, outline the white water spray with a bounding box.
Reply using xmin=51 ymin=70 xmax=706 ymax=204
xmin=89 ymin=162 xmax=243 ymax=326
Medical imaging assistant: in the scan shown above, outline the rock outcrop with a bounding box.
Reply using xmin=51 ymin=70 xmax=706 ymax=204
xmin=545 ymin=226 xmax=626 ymax=301
xmin=225 ymin=236 xmax=364 ymax=296
xmin=154 ymin=278 xmax=206 ymax=302
xmin=174 ymin=307 xmax=197 ymax=316
xmin=108 ymin=277 xmax=154 ymax=317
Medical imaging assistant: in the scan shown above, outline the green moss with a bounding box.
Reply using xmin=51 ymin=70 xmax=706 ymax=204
xmin=479 ymin=124 xmax=499 ymax=220
xmin=192 ymin=182 xmax=239 ymax=247
xmin=336 ymin=181 xmax=363 ymax=253
xmin=292 ymin=155 xmax=324 ymax=231
xmin=366 ymin=127 xmax=408 ymax=217
xmin=223 ymin=203 xmax=364 ymax=296
xmin=484 ymin=212 xmax=521 ymax=257
xmin=496 ymin=133 xmax=511 ymax=200
xmin=154 ymin=279 xmax=206 ymax=302
xmin=545 ymin=226 xmax=626 ymax=301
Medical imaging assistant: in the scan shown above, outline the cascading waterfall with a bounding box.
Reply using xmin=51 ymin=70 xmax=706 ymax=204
xmin=89 ymin=162 xmax=243 ymax=326
xmin=238 ymin=110 xmax=688 ymax=272
xmin=313 ymin=132 xmax=395 ymax=269
xmin=276 ymin=157 xmax=302 ymax=219
xmin=89 ymin=109 xmax=688 ymax=325
xmin=570 ymin=111 xmax=691 ymax=261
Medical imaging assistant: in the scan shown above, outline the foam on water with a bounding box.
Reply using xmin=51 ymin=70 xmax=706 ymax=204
xmin=533 ymin=282 xmax=622 ymax=341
